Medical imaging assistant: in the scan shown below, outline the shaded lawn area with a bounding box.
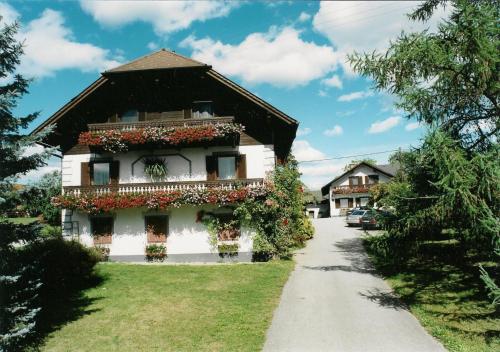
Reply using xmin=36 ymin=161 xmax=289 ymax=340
xmin=39 ymin=261 xmax=293 ymax=352
xmin=364 ymin=236 xmax=499 ymax=352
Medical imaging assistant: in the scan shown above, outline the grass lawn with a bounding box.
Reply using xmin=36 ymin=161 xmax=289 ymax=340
xmin=39 ymin=261 xmax=294 ymax=352
xmin=1 ymin=216 xmax=39 ymax=224
xmin=364 ymin=235 xmax=499 ymax=352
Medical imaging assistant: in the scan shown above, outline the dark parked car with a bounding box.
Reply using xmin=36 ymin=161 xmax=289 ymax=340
xmin=360 ymin=210 xmax=380 ymax=230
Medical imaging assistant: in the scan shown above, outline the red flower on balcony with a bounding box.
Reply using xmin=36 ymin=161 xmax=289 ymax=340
xmin=78 ymin=123 xmax=244 ymax=153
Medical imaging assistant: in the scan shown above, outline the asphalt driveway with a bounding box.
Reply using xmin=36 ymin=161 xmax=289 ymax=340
xmin=263 ymin=217 xmax=445 ymax=352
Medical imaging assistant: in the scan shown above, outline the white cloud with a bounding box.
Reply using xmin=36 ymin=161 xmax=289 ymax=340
xmin=405 ymin=121 xmax=421 ymax=131
xmin=324 ymin=125 xmax=343 ymax=137
xmin=0 ymin=2 xmax=19 ymax=24
xmin=321 ymin=74 xmax=342 ymax=89
xmin=13 ymin=8 xmax=122 ymax=78
xmin=147 ymin=41 xmax=159 ymax=50
xmin=292 ymin=140 xmax=344 ymax=189
xmin=318 ymin=89 xmax=328 ymax=97
xmin=313 ymin=1 xmax=451 ymax=74
xmin=297 ymin=127 xmax=311 ymax=136
xmin=298 ymin=12 xmax=311 ymax=22
xmin=80 ymin=0 xmax=237 ymax=35
xmin=292 ymin=140 xmax=325 ymax=162
xmin=338 ymin=90 xmax=373 ymax=102
xmin=181 ymin=26 xmax=340 ymax=87
xmin=368 ymin=116 xmax=401 ymax=134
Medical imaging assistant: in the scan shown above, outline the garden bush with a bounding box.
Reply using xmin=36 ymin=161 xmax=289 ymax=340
xmin=22 ymin=238 xmax=100 ymax=296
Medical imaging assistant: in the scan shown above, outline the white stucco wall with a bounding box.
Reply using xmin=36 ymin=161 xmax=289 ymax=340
xmin=65 ymin=205 xmax=254 ymax=257
xmin=62 ymin=144 xmax=275 ymax=186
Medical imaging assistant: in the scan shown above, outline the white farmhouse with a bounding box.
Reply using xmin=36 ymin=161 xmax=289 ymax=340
xmin=31 ymin=50 xmax=298 ymax=262
xmin=321 ymin=162 xmax=397 ymax=217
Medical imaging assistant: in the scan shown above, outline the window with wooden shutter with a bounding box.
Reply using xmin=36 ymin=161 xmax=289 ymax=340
xmin=236 ymin=155 xmax=247 ymax=179
xmin=206 ymin=156 xmax=217 ymax=181
xmin=91 ymin=217 xmax=113 ymax=245
xmin=145 ymin=216 xmax=168 ymax=243
xmin=335 ymin=199 xmax=341 ymax=209
xmin=348 ymin=198 xmax=353 ymax=208
xmin=81 ymin=162 xmax=91 ymax=186
xmin=91 ymin=162 xmax=110 ymax=185
xmin=110 ymin=161 xmax=120 ymax=186
xmin=216 ymin=213 xmax=240 ymax=241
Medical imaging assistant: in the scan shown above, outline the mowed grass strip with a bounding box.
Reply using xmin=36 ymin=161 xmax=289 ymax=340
xmin=40 ymin=261 xmax=294 ymax=352
xmin=364 ymin=237 xmax=499 ymax=352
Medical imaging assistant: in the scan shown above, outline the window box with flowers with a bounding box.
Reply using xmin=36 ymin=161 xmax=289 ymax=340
xmin=78 ymin=123 xmax=245 ymax=153
xmin=145 ymin=244 xmax=167 ymax=262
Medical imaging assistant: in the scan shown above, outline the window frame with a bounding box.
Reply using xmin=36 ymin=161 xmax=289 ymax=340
xmin=91 ymin=161 xmax=112 ymax=186
xmin=144 ymin=215 xmax=169 ymax=244
xmin=192 ymin=101 xmax=214 ymax=119
xmin=90 ymin=216 xmax=114 ymax=245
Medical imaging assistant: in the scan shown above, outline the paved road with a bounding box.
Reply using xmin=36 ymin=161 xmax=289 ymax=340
xmin=263 ymin=217 xmax=445 ymax=352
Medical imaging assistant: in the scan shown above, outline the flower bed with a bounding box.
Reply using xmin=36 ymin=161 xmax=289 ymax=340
xmin=52 ymin=183 xmax=270 ymax=214
xmin=79 ymin=123 xmax=245 ymax=153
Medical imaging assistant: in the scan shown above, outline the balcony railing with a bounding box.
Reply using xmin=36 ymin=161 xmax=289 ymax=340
xmin=88 ymin=116 xmax=235 ymax=132
xmin=63 ymin=178 xmax=265 ymax=197
xmin=331 ymin=184 xmax=377 ymax=195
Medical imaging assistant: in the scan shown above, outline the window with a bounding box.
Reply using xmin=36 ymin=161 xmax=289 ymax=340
xmin=368 ymin=175 xmax=379 ymax=184
xmin=340 ymin=199 xmax=349 ymax=208
xmin=145 ymin=216 xmax=168 ymax=243
xmin=192 ymin=101 xmax=213 ymax=119
xmin=91 ymin=217 xmax=113 ymax=244
xmin=121 ymin=109 xmax=139 ymax=122
xmin=92 ymin=162 xmax=110 ymax=185
xmin=349 ymin=176 xmax=360 ymax=186
xmin=216 ymin=213 xmax=240 ymax=241
xmin=218 ymin=156 xmax=236 ymax=180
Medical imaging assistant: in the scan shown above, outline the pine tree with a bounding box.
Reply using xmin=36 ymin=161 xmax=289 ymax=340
xmin=0 ymin=18 xmax=53 ymax=351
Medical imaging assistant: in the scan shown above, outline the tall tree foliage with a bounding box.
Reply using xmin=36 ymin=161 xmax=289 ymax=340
xmin=0 ymin=19 xmax=52 ymax=351
xmin=349 ymin=0 xmax=499 ymax=304
xmin=350 ymin=0 xmax=499 ymax=151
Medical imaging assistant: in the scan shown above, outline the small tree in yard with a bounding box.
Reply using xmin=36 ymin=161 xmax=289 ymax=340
xmin=0 ymin=19 xmax=53 ymax=351
xmin=349 ymin=0 xmax=499 ymax=304
xmin=21 ymin=171 xmax=62 ymax=225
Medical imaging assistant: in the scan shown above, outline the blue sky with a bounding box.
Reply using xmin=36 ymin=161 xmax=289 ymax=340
xmin=3 ymin=1 xmax=451 ymax=189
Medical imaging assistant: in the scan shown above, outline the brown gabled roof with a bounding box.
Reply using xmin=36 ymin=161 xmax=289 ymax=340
xmin=320 ymin=162 xmax=398 ymax=196
xmin=105 ymin=49 xmax=207 ymax=74
xmin=30 ymin=49 xmax=298 ymax=142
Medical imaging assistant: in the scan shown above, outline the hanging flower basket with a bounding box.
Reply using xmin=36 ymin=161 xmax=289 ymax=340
xmin=79 ymin=123 xmax=245 ymax=153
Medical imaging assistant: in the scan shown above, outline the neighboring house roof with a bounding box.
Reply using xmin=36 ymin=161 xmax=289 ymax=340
xmin=105 ymin=49 xmax=208 ymax=73
xmin=321 ymin=162 xmax=398 ymax=196
xmin=30 ymin=49 xmax=297 ymax=141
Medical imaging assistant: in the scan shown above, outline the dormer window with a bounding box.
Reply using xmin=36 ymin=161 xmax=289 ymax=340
xmin=121 ymin=109 xmax=139 ymax=122
xmin=192 ymin=101 xmax=213 ymax=119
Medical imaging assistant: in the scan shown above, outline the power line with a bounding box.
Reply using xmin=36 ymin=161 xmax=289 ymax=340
xmin=297 ymin=149 xmax=403 ymax=164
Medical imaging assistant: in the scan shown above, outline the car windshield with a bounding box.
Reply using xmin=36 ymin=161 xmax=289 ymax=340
xmin=352 ymin=210 xmax=366 ymax=215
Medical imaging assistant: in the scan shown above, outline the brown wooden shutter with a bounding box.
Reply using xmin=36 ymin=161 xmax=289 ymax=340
xmin=364 ymin=176 xmax=369 ymax=185
xmin=335 ymin=199 xmax=341 ymax=208
xmin=206 ymin=156 xmax=217 ymax=181
xmin=81 ymin=162 xmax=91 ymax=186
xmin=348 ymin=177 xmax=353 ymax=186
xmin=348 ymin=198 xmax=353 ymax=208
xmin=358 ymin=176 xmax=363 ymax=186
xmin=110 ymin=161 xmax=120 ymax=186
xmin=109 ymin=113 xmax=118 ymax=123
xmin=236 ymin=155 xmax=247 ymax=179
xmin=183 ymin=109 xmax=192 ymax=119
xmin=139 ymin=111 xmax=146 ymax=121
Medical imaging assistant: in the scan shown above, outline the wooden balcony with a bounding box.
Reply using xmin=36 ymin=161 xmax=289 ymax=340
xmin=88 ymin=116 xmax=235 ymax=132
xmin=63 ymin=178 xmax=264 ymax=197
xmin=331 ymin=184 xmax=377 ymax=195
